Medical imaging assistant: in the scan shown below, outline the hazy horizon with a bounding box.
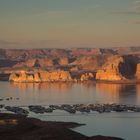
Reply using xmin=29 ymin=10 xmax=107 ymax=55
xmin=0 ymin=0 xmax=140 ymax=49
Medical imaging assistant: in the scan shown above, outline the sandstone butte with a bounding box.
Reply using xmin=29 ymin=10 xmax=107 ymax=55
xmin=96 ymin=56 xmax=126 ymax=81
xmin=135 ymin=63 xmax=140 ymax=79
xmin=9 ymin=70 xmax=96 ymax=83
xmin=9 ymin=70 xmax=73 ymax=82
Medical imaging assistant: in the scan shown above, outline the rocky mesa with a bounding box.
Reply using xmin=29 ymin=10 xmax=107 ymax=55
xmin=9 ymin=70 xmax=73 ymax=82
xmin=96 ymin=55 xmax=139 ymax=81
xmin=1 ymin=48 xmax=140 ymax=82
xmin=9 ymin=70 xmax=96 ymax=83
xmin=96 ymin=56 xmax=126 ymax=81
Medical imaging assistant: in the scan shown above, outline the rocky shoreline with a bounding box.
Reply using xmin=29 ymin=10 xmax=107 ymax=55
xmin=1 ymin=103 xmax=140 ymax=116
xmin=3 ymin=70 xmax=140 ymax=84
xmin=0 ymin=113 xmax=124 ymax=140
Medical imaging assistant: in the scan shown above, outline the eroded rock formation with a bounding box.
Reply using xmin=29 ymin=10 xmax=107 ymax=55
xmin=96 ymin=56 xmax=126 ymax=81
xmin=58 ymin=57 xmax=69 ymax=65
xmin=9 ymin=70 xmax=73 ymax=82
xmin=1 ymin=48 xmax=140 ymax=82
xmin=80 ymin=73 xmax=94 ymax=81
xmin=13 ymin=58 xmax=55 ymax=68
xmin=136 ymin=63 xmax=140 ymax=79
xmin=72 ymin=55 xmax=110 ymax=71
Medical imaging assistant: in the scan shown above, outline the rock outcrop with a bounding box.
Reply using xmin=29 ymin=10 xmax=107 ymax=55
xmin=13 ymin=58 xmax=54 ymax=68
xmin=9 ymin=70 xmax=73 ymax=82
xmin=1 ymin=48 xmax=140 ymax=82
xmin=9 ymin=71 xmax=34 ymax=82
xmin=96 ymin=56 xmax=126 ymax=81
xmin=58 ymin=57 xmax=69 ymax=65
xmin=136 ymin=63 xmax=140 ymax=79
xmin=39 ymin=58 xmax=54 ymax=67
xmin=72 ymin=55 xmax=110 ymax=71
xmin=80 ymin=73 xmax=94 ymax=81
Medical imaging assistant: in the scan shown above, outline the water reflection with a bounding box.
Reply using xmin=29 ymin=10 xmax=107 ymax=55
xmin=3 ymin=82 xmax=140 ymax=140
xmin=11 ymin=82 xmax=73 ymax=93
xmin=9 ymin=82 xmax=76 ymax=105
xmin=136 ymin=85 xmax=140 ymax=104
xmin=95 ymin=83 xmax=121 ymax=103
xmin=95 ymin=83 xmax=138 ymax=105
xmin=4 ymin=82 xmax=140 ymax=105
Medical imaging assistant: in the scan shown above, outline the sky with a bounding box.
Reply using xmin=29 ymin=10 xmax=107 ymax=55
xmin=0 ymin=0 xmax=140 ymax=48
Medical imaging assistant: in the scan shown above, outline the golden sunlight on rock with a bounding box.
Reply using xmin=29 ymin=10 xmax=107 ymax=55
xmin=80 ymin=73 xmax=94 ymax=81
xmin=135 ymin=63 xmax=140 ymax=79
xmin=9 ymin=70 xmax=73 ymax=82
xmin=59 ymin=57 xmax=69 ymax=65
xmin=96 ymin=56 xmax=126 ymax=81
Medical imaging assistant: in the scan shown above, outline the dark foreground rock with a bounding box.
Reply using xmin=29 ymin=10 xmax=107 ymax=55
xmin=0 ymin=113 xmax=124 ymax=140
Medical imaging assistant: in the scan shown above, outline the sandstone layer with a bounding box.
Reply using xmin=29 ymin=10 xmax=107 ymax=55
xmin=1 ymin=48 xmax=140 ymax=82
xmin=96 ymin=56 xmax=126 ymax=81
xmin=80 ymin=73 xmax=94 ymax=81
xmin=9 ymin=70 xmax=73 ymax=82
xmin=136 ymin=63 xmax=140 ymax=79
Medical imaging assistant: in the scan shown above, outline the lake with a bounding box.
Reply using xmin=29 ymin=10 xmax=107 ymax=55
xmin=0 ymin=81 xmax=140 ymax=140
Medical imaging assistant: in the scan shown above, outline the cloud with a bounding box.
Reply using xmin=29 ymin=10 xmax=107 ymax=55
xmin=112 ymin=1 xmax=140 ymax=25
xmin=0 ymin=40 xmax=63 ymax=49
xmin=30 ymin=10 xmax=70 ymax=19
xmin=134 ymin=6 xmax=140 ymax=11
xmin=112 ymin=11 xmax=140 ymax=15
xmin=112 ymin=1 xmax=140 ymax=15
xmin=129 ymin=20 xmax=140 ymax=24
xmin=133 ymin=1 xmax=140 ymax=11
xmin=30 ymin=3 xmax=102 ymax=19
xmin=134 ymin=1 xmax=140 ymax=5
xmin=0 ymin=40 xmax=20 ymax=48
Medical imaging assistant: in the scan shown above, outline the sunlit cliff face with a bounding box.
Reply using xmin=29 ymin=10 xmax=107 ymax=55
xmin=95 ymin=55 xmax=140 ymax=81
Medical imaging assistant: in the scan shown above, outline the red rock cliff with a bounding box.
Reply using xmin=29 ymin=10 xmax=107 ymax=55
xmin=96 ymin=56 xmax=126 ymax=81
xmin=9 ymin=70 xmax=73 ymax=82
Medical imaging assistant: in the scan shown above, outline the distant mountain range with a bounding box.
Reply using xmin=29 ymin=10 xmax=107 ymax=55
xmin=1 ymin=47 xmax=140 ymax=82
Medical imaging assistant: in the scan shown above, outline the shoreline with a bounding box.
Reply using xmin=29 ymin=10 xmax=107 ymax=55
xmin=0 ymin=113 xmax=124 ymax=140
xmin=2 ymin=103 xmax=140 ymax=115
xmin=7 ymin=79 xmax=140 ymax=85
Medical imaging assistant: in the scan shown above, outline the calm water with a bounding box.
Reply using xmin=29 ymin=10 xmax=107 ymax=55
xmin=0 ymin=81 xmax=140 ymax=140
xmin=0 ymin=82 xmax=140 ymax=106
xmin=29 ymin=111 xmax=140 ymax=140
